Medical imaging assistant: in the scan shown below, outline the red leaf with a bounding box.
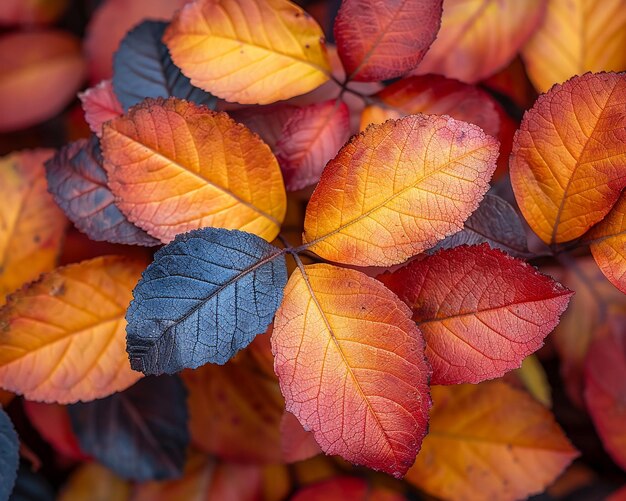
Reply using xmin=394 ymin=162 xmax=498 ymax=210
xmin=280 ymin=411 xmax=321 ymax=464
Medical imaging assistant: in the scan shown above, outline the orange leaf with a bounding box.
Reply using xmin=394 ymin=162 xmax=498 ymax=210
xmin=101 ymin=98 xmax=286 ymax=243
xmin=0 ymin=30 xmax=86 ymax=132
xmin=291 ymin=477 xmax=406 ymax=501
xmin=78 ymin=80 xmax=123 ymax=138
xmin=510 ymin=72 xmax=626 ymax=244
xmin=333 ymin=0 xmax=442 ymax=82
xmin=276 ymin=99 xmax=350 ymax=191
xmin=302 ymin=114 xmax=498 ymax=266
xmin=0 ymin=150 xmax=67 ymax=303
xmin=587 ymin=194 xmax=626 ymax=293
xmin=272 ymin=263 xmax=431 ymax=478
xmin=584 ymin=318 xmax=626 ymax=471
xmin=380 ymin=245 xmax=572 ymax=384
xmin=406 ymin=382 xmax=578 ymax=501
xmin=413 ymin=0 xmax=546 ymax=83
xmin=0 ymin=256 xmax=144 ymax=403
xmin=522 ymin=0 xmax=626 ymax=93
xmin=58 ymin=463 xmax=129 ymax=501
xmin=0 ymin=0 xmax=69 ymax=26
xmin=164 ymin=0 xmax=331 ymax=105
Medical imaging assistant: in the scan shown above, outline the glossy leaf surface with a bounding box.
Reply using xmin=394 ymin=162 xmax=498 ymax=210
xmin=380 ymin=244 xmax=572 ymax=384
xmin=127 ymin=228 xmax=287 ymax=374
xmin=272 ymin=263 xmax=431 ymax=478
xmin=102 ymin=98 xmax=286 ymax=243
xmin=303 ymin=114 xmax=498 ymax=266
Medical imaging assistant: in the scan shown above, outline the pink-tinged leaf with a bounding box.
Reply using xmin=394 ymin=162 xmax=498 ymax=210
xmin=276 ymin=100 xmax=350 ymax=191
xmin=584 ymin=317 xmax=626 ymax=471
xmin=272 ymin=263 xmax=431 ymax=478
xmin=78 ymin=80 xmax=123 ymax=138
xmin=280 ymin=411 xmax=322 ymax=464
xmin=291 ymin=477 xmax=406 ymax=501
xmin=379 ymin=244 xmax=573 ymax=384
xmin=334 ymin=0 xmax=443 ymax=82
xmin=229 ymin=104 xmax=298 ymax=150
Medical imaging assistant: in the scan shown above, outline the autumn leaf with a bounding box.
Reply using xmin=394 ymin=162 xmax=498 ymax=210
xmin=522 ymin=0 xmax=626 ymax=93
xmin=584 ymin=318 xmax=626 ymax=471
xmin=0 ymin=0 xmax=68 ymax=26
xmin=0 ymin=256 xmax=144 ymax=403
xmin=406 ymin=382 xmax=578 ymax=501
xmin=112 ymin=20 xmax=215 ymax=111
xmin=45 ymin=137 xmax=159 ymax=247
xmin=380 ymin=244 xmax=572 ymax=384
xmin=510 ymin=72 xmax=626 ymax=244
xmin=101 ymin=98 xmax=286 ymax=243
xmin=280 ymin=411 xmax=321 ymax=463
xmin=413 ymin=0 xmax=546 ymax=83
xmin=586 ymin=194 xmax=626 ymax=294
xmin=229 ymin=104 xmax=299 ymax=150
xmin=302 ymin=114 xmax=498 ymax=266
xmin=78 ymin=80 xmax=123 ymax=138
xmin=68 ymin=375 xmax=189 ymax=481
xmin=275 ymin=99 xmax=350 ymax=191
xmin=164 ymin=0 xmax=331 ymax=105
xmin=0 ymin=150 xmax=67 ymax=303
xmin=0 ymin=407 xmax=18 ymax=501
xmin=58 ymin=463 xmax=130 ymax=501
xmin=333 ymin=0 xmax=442 ymax=82
xmin=126 ymin=228 xmax=287 ymax=373
xmin=272 ymin=263 xmax=431 ymax=478
xmin=291 ymin=477 xmax=406 ymax=501
xmin=0 ymin=30 xmax=86 ymax=131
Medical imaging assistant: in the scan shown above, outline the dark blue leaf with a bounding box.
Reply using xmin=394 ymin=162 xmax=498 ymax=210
xmin=8 ymin=467 xmax=54 ymax=501
xmin=45 ymin=136 xmax=160 ymax=247
xmin=68 ymin=375 xmax=189 ymax=482
xmin=126 ymin=227 xmax=287 ymax=374
xmin=0 ymin=407 xmax=19 ymax=501
xmin=113 ymin=20 xmax=216 ymax=111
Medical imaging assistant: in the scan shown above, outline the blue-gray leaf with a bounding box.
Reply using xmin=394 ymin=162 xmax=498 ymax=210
xmin=0 ymin=407 xmax=19 ymax=501
xmin=126 ymin=227 xmax=288 ymax=374
xmin=112 ymin=20 xmax=216 ymax=111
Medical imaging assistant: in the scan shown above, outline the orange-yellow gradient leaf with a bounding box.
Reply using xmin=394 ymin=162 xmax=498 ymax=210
xmin=0 ymin=150 xmax=67 ymax=303
xmin=0 ymin=256 xmax=144 ymax=403
xmin=522 ymin=0 xmax=626 ymax=93
xmin=291 ymin=477 xmax=406 ymax=501
xmin=380 ymin=244 xmax=572 ymax=384
xmin=586 ymin=194 xmax=626 ymax=293
xmin=78 ymin=80 xmax=123 ymax=138
xmin=413 ymin=0 xmax=546 ymax=83
xmin=407 ymin=382 xmax=579 ymax=501
xmin=333 ymin=0 xmax=442 ymax=82
xmin=584 ymin=318 xmax=626 ymax=471
xmin=303 ymin=114 xmax=498 ymax=266
xmin=510 ymin=72 xmax=626 ymax=244
xmin=164 ymin=0 xmax=331 ymax=105
xmin=276 ymin=99 xmax=350 ymax=191
xmin=58 ymin=463 xmax=130 ymax=501
xmin=101 ymin=98 xmax=286 ymax=243
xmin=0 ymin=30 xmax=86 ymax=132
xmin=271 ymin=263 xmax=431 ymax=478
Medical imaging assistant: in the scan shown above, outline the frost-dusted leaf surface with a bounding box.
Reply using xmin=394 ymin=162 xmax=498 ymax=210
xmin=0 ymin=150 xmax=67 ymax=303
xmin=433 ymin=194 xmax=530 ymax=258
xmin=45 ymin=137 xmax=158 ymax=247
xmin=414 ymin=0 xmax=546 ymax=83
xmin=0 ymin=256 xmax=144 ymax=403
xmin=380 ymin=244 xmax=572 ymax=384
xmin=360 ymin=74 xmax=500 ymax=137
xmin=586 ymin=194 xmax=626 ymax=294
xmin=584 ymin=319 xmax=626 ymax=471
xmin=182 ymin=348 xmax=285 ymax=463
xmin=522 ymin=0 xmax=626 ymax=93
xmin=276 ymin=99 xmax=350 ymax=191
xmin=164 ymin=0 xmax=331 ymax=105
xmin=272 ymin=263 xmax=431 ymax=478
xmin=113 ymin=20 xmax=216 ymax=111
xmin=511 ymin=72 xmax=626 ymax=244
xmin=78 ymin=80 xmax=123 ymax=138
xmin=407 ymin=382 xmax=578 ymax=501
xmin=303 ymin=114 xmax=498 ymax=266
xmin=127 ymin=228 xmax=287 ymax=374
xmin=0 ymin=30 xmax=86 ymax=132
xmin=291 ymin=477 xmax=406 ymax=501
xmin=102 ymin=98 xmax=286 ymax=243
xmin=0 ymin=406 xmax=19 ymax=501
xmin=333 ymin=0 xmax=442 ymax=82
xmin=68 ymin=375 xmax=189 ymax=481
